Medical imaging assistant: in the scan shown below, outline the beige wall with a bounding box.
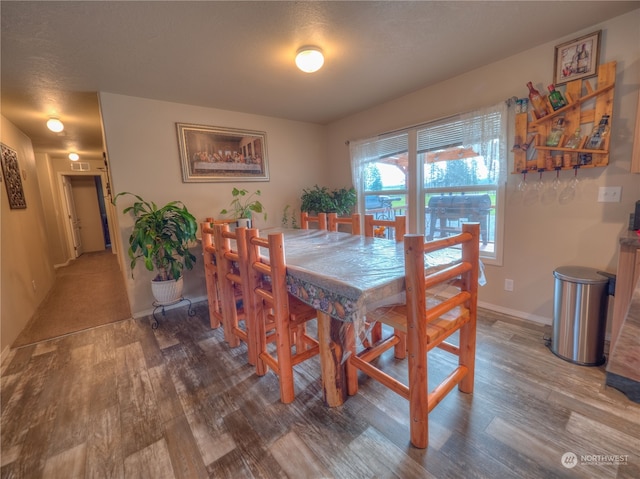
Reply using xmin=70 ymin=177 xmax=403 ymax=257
xmin=326 ymin=10 xmax=640 ymax=325
xmin=1 ymin=117 xmax=56 ymax=353
xmin=99 ymin=93 xmax=328 ymax=315
xmin=35 ymin=152 xmax=67 ymax=266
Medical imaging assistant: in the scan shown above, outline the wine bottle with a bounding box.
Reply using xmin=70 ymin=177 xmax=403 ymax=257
xmin=526 ymin=82 xmax=549 ymax=119
xmin=547 ymin=85 xmax=567 ymax=111
xmin=586 ymin=115 xmax=610 ymax=150
xmin=564 ymin=128 xmax=582 ymax=149
xmin=546 ymin=117 xmax=565 ymax=147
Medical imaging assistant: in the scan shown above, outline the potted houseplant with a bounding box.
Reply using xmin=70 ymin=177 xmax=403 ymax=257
xmin=331 ymin=187 xmax=357 ymax=216
xmin=281 ymin=204 xmax=299 ymax=229
xmin=114 ymin=192 xmax=198 ymax=305
xmin=220 ymin=187 xmax=267 ymax=228
xmin=300 ymin=185 xmax=357 ymax=215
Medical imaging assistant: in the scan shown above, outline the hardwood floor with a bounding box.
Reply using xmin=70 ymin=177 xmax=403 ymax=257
xmin=2 ymin=303 xmax=639 ymax=478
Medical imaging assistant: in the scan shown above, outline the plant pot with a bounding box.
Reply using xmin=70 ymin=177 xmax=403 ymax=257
xmin=151 ymin=277 xmax=184 ymax=305
xmin=236 ymin=217 xmax=252 ymax=229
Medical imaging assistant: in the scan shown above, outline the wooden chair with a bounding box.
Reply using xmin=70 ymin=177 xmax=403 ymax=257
xmin=241 ymin=228 xmax=320 ymax=403
xmin=200 ymin=217 xmax=237 ymax=329
xmin=212 ymin=223 xmax=258 ymax=364
xmin=347 ymin=223 xmax=480 ymax=448
xmin=300 ymin=212 xmax=327 ymax=230
xmin=364 ymin=214 xmax=406 ymax=242
xmin=363 ymin=214 xmax=407 ymax=345
xmin=327 ymin=212 xmax=361 ymax=235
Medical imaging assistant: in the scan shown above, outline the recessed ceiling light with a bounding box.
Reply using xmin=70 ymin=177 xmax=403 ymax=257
xmin=68 ymin=152 xmax=80 ymax=161
xmin=46 ymin=117 xmax=64 ymax=132
xmin=295 ymin=46 xmax=324 ymax=73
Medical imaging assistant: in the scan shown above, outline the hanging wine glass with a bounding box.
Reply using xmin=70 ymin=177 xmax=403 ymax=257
xmin=524 ymin=170 xmax=543 ymax=206
xmin=542 ymin=168 xmax=561 ymax=205
xmin=559 ymin=167 xmax=579 ymax=205
xmin=511 ymin=170 xmax=528 ymax=204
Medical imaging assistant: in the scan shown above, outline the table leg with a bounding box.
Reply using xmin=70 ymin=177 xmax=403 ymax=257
xmin=317 ymin=311 xmax=349 ymax=407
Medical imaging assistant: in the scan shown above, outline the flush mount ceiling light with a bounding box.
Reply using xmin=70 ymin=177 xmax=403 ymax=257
xmin=295 ymin=46 xmax=324 ymax=73
xmin=46 ymin=117 xmax=64 ymax=132
xmin=68 ymin=152 xmax=79 ymax=161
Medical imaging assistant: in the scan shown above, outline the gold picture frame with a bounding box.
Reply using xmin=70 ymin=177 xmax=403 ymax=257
xmin=553 ymin=30 xmax=601 ymax=85
xmin=176 ymin=123 xmax=269 ymax=182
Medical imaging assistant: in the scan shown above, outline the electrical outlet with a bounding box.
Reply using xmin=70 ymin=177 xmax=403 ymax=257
xmin=504 ymin=279 xmax=514 ymax=292
xmin=598 ymin=186 xmax=622 ymax=203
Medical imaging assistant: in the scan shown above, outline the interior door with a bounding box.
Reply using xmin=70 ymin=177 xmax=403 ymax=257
xmin=70 ymin=176 xmax=106 ymax=252
xmin=62 ymin=176 xmax=83 ymax=257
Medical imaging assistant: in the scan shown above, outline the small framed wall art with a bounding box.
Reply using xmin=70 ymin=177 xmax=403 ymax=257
xmin=176 ymin=123 xmax=270 ymax=182
xmin=553 ymin=30 xmax=601 ymax=85
xmin=1 ymin=143 xmax=27 ymax=209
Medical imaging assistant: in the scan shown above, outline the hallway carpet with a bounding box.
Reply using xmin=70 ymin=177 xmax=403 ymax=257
xmin=12 ymin=249 xmax=131 ymax=348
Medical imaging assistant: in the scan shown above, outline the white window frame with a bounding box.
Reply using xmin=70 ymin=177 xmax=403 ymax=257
xmin=350 ymin=102 xmax=507 ymax=265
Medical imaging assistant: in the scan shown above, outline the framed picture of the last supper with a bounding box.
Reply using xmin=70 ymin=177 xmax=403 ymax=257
xmin=176 ymin=123 xmax=269 ymax=182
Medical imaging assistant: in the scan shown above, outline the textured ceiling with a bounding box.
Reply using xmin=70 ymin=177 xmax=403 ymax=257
xmin=1 ymin=1 xmax=638 ymax=161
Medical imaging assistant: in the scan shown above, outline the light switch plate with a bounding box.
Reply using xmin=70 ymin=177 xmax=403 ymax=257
xmin=598 ymin=186 xmax=622 ymax=203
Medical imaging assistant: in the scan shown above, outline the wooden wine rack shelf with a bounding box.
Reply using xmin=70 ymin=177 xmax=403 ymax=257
xmin=512 ymin=61 xmax=616 ymax=173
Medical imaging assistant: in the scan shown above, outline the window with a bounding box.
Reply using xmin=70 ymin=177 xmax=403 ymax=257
xmin=356 ymin=133 xmax=408 ymax=240
xmin=350 ymin=102 xmax=507 ymax=263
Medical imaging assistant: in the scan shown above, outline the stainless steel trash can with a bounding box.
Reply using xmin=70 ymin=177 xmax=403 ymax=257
xmin=552 ymin=266 xmax=609 ymax=366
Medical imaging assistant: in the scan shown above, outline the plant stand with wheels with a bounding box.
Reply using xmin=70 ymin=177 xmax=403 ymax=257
xmin=151 ymin=297 xmax=195 ymax=329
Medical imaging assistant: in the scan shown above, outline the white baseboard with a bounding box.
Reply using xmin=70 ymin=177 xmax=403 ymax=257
xmin=478 ymin=300 xmax=552 ymax=326
xmin=54 ymin=259 xmax=73 ymax=269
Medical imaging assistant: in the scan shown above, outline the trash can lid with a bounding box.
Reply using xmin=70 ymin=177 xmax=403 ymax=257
xmin=553 ymin=266 xmax=609 ymax=284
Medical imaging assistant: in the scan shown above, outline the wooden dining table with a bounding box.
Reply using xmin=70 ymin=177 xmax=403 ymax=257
xmin=264 ymin=227 xmax=461 ymax=406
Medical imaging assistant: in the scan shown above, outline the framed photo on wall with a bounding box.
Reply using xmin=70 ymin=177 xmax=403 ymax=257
xmin=553 ymin=30 xmax=601 ymax=85
xmin=176 ymin=123 xmax=269 ymax=182
xmin=1 ymin=143 xmax=27 ymax=209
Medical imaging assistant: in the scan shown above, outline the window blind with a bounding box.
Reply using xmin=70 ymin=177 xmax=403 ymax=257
xmin=366 ymin=133 xmax=408 ymax=160
xmin=417 ymin=111 xmax=502 ymax=153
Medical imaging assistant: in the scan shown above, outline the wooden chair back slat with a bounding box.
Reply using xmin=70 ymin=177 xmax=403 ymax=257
xmin=327 ymin=213 xmax=361 ymax=235
xmin=364 ymin=214 xmax=406 ymax=242
xmin=300 ymin=212 xmax=328 ymax=230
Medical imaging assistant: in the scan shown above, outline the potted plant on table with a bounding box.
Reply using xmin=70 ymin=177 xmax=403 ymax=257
xmin=220 ymin=187 xmax=267 ymax=228
xmin=300 ymin=185 xmax=357 ymax=215
xmin=114 ymin=192 xmax=198 ymax=305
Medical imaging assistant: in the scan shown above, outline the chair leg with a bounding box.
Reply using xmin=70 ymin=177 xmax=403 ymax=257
xmin=206 ymin=274 xmax=221 ymax=329
xmin=394 ymin=330 xmax=407 ymax=359
xmin=208 ymin=304 xmax=220 ymax=329
xmin=370 ymin=322 xmax=382 ymax=344
xmin=223 ymin=312 xmax=241 ymax=348
xmin=458 ymin=319 xmax=476 ymax=393
xmin=255 ymin=309 xmax=268 ymax=377
xmin=294 ymin=324 xmax=306 ymax=352
xmin=217 ymin=282 xmax=240 ymax=348
xmin=275 ymin=314 xmax=295 ymax=404
xmin=408 ymin=329 xmax=428 ymax=449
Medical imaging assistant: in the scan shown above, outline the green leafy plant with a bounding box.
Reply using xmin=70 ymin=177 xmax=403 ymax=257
xmin=220 ymin=187 xmax=267 ymax=220
xmin=114 ymin=192 xmax=197 ymax=281
xmin=331 ymin=187 xmax=357 ymax=215
xmin=281 ymin=204 xmax=299 ymax=229
xmin=300 ymin=185 xmax=356 ymax=215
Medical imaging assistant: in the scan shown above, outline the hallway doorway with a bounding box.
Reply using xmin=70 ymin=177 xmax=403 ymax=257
xmin=60 ymin=173 xmax=112 ymax=259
